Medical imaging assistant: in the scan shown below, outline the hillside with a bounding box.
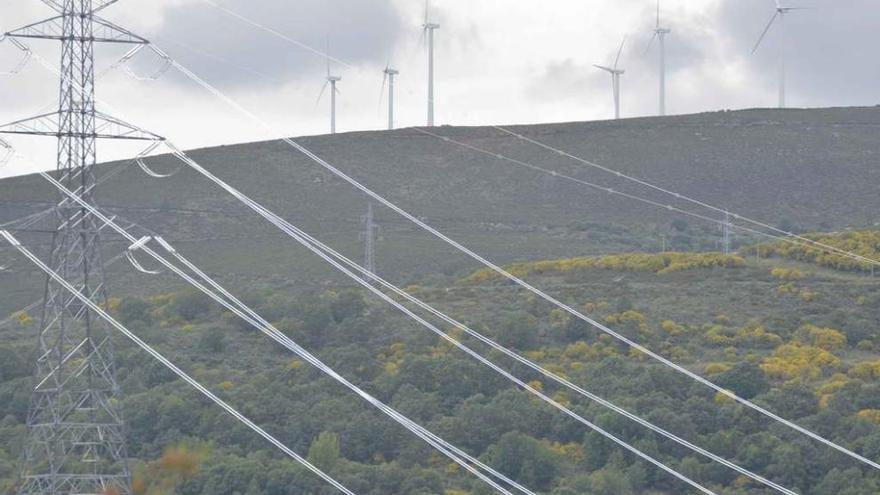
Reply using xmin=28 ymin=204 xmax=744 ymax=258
xmin=1 ymin=106 xmax=879 ymax=317
xmin=1 ymin=249 xmax=879 ymax=494
xmin=1 ymin=104 xmax=880 ymax=493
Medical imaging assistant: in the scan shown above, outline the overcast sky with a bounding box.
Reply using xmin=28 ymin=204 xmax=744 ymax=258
xmin=0 ymin=0 xmax=877 ymax=177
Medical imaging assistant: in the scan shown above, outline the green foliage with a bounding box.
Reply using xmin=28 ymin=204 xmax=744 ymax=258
xmin=484 ymin=432 xmax=560 ymax=491
xmin=117 ymin=297 xmax=154 ymax=326
xmin=168 ymin=290 xmax=214 ymax=322
xmin=497 ymin=312 xmax=539 ymax=350
xmin=198 ymin=330 xmax=225 ymax=354
xmin=744 ymin=230 xmax=880 ymax=273
xmin=464 ymin=251 xmax=746 ymax=283
xmin=2 ymin=240 xmax=880 ymax=495
xmin=307 ymin=431 xmax=341 ymax=471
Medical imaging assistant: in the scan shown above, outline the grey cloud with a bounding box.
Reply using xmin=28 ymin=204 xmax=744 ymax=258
xmin=714 ymin=0 xmax=880 ymax=106
xmin=526 ymin=58 xmax=607 ymax=104
xmin=150 ymin=0 xmax=406 ymax=86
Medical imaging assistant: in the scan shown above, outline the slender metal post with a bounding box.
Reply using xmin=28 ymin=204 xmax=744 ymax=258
xmin=427 ymin=27 xmax=435 ymax=126
xmin=778 ymin=12 xmax=786 ymax=109
xmin=658 ymin=32 xmax=666 ymax=116
xmin=330 ymin=80 xmax=337 ymax=134
xmin=388 ymin=73 xmax=395 ymax=130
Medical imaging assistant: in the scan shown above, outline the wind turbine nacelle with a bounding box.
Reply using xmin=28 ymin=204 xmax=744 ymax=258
xmin=328 ymin=75 xmax=342 ymax=82
xmin=423 ymin=23 xmax=440 ymax=30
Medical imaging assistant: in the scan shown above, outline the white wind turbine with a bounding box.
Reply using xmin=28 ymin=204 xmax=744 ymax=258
xmin=752 ymin=0 xmax=808 ymax=109
xmin=646 ymin=0 xmax=671 ymax=116
xmin=421 ymin=0 xmax=440 ymax=127
xmin=594 ymin=37 xmax=627 ymax=120
xmin=317 ymin=59 xmax=342 ymax=134
xmin=380 ymin=64 xmax=399 ymax=130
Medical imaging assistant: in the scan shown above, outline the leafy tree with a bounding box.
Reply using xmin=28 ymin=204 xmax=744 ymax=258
xmin=714 ymin=363 xmax=769 ymax=399
xmin=484 ymin=432 xmax=560 ymax=491
xmin=307 ymin=431 xmax=341 ymax=471
xmin=329 ymin=290 xmax=366 ymax=323
xmin=498 ymin=312 xmax=539 ymax=350
xmin=198 ymin=330 xmax=225 ymax=354
xmin=117 ymin=297 xmax=153 ymax=325
xmin=170 ymin=290 xmax=213 ymax=322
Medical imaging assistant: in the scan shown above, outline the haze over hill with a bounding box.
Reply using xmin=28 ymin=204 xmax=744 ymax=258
xmin=1 ymin=106 xmax=878 ymax=316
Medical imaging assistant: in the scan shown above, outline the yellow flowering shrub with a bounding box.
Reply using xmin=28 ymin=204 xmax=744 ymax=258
xmin=761 ymin=344 xmax=840 ymax=381
xmin=462 ymin=252 xmax=746 ymax=283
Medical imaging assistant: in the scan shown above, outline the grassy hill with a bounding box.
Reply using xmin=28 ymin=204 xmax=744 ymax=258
xmin=1 ymin=107 xmax=879 ymax=317
xmin=1 ymin=107 xmax=880 ymax=493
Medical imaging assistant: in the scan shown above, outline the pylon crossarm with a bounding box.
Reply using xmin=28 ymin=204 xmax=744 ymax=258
xmin=93 ymin=111 xmax=166 ymax=141
xmin=5 ymin=15 xmax=149 ymax=44
xmin=0 ymin=111 xmax=165 ymax=141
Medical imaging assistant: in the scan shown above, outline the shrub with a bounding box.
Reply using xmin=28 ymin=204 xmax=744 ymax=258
xmin=761 ymin=344 xmax=840 ymax=381
xmin=743 ymin=230 xmax=880 ymax=273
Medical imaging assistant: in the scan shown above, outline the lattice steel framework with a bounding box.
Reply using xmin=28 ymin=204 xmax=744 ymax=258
xmin=360 ymin=203 xmax=378 ymax=277
xmin=1 ymin=2 xmax=162 ymax=495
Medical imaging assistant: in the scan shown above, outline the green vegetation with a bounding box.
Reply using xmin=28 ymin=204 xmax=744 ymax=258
xmin=464 ymin=252 xmax=745 ymax=283
xmin=743 ymin=231 xmax=880 ymax=273
xmin=2 ymin=245 xmax=879 ymax=494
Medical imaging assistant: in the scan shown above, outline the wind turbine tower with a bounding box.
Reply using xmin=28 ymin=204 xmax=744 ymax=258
xmin=648 ymin=0 xmax=671 ymax=116
xmin=422 ymin=0 xmax=440 ymax=126
xmin=594 ymin=37 xmax=627 ymax=120
xmin=752 ymin=0 xmax=806 ymax=108
xmin=382 ymin=66 xmax=400 ymax=130
xmin=318 ymin=69 xmax=342 ymax=134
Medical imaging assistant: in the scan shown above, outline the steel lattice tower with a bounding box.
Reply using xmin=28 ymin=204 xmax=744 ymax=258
xmin=1 ymin=2 xmax=162 ymax=495
xmin=361 ymin=203 xmax=378 ymax=277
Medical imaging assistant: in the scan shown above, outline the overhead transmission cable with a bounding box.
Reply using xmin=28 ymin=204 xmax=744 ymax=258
xmin=414 ymin=128 xmax=875 ymax=267
xmin=15 ymin=35 xmax=872 ymax=481
xmin=196 ymin=0 xmax=354 ymax=69
xmin=40 ymin=167 xmax=729 ymax=495
xmin=0 ymin=230 xmax=357 ymax=495
xmin=14 ymin=50 xmax=759 ymax=491
xmin=490 ymin=125 xmax=880 ymax=268
xmin=38 ymin=173 xmax=533 ymax=495
xmin=1 ymin=57 xmax=517 ymax=489
xmin=146 ymin=48 xmax=880 ymax=473
xmin=147 ymin=142 xmax=801 ymax=495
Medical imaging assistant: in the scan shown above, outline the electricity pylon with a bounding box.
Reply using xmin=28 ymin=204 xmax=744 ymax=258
xmin=361 ymin=203 xmax=379 ymax=277
xmin=0 ymin=2 xmax=163 ymax=495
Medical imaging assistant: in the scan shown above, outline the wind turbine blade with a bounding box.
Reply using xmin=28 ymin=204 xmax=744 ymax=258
xmin=614 ymin=36 xmax=628 ymax=70
xmin=643 ymin=32 xmax=657 ymax=55
xmin=378 ymin=78 xmax=387 ymax=113
xmin=593 ymin=64 xmax=613 ymax=73
xmin=751 ymin=11 xmax=779 ymax=54
xmin=656 ymin=0 xmax=661 ymax=28
xmin=315 ymin=81 xmax=328 ymax=107
xmin=424 ymin=0 xmax=430 ymax=26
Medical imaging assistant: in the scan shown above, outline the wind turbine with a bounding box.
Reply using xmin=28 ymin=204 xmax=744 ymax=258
xmin=594 ymin=37 xmax=627 ymax=120
xmin=422 ymin=0 xmax=440 ymax=126
xmin=317 ymin=60 xmax=342 ymax=134
xmin=380 ymin=65 xmax=399 ymax=130
xmin=752 ymin=0 xmax=807 ymax=108
xmin=646 ymin=0 xmax=671 ymax=116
